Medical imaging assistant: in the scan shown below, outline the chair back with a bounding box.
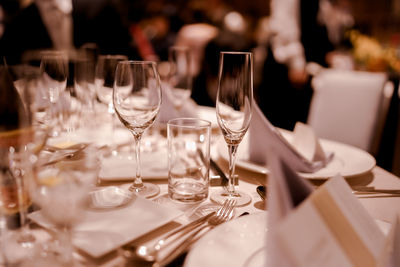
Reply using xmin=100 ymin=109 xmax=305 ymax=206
xmin=307 ymin=69 xmax=393 ymax=155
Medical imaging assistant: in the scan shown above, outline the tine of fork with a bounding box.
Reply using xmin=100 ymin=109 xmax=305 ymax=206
xmin=216 ymin=199 xmax=229 ymax=216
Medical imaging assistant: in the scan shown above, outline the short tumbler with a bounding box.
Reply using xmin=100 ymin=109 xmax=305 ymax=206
xmin=167 ymin=118 xmax=211 ymax=202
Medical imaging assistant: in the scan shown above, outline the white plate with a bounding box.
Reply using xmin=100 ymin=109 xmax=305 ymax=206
xmin=217 ymin=131 xmax=376 ymax=179
xmin=29 ymin=195 xmax=183 ymax=258
xmin=184 ymin=212 xmax=391 ymax=267
xmin=184 ymin=212 xmax=267 ymax=267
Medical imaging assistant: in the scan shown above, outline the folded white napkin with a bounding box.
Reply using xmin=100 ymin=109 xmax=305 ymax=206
xmin=158 ymin=82 xmax=198 ymax=123
xmin=266 ymin=150 xmax=386 ymax=267
xmin=380 ymin=214 xmax=400 ymax=267
xmin=249 ymin=103 xmax=332 ymax=173
xmin=266 ymin=150 xmax=314 ymax=267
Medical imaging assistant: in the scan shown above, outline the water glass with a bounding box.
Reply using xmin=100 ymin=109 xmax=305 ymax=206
xmin=167 ymin=118 xmax=211 ymax=203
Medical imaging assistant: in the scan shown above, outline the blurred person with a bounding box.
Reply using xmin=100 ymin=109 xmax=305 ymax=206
xmin=191 ymin=9 xmax=256 ymax=106
xmin=257 ymin=0 xmax=335 ymax=130
xmin=0 ymin=0 xmax=139 ymax=65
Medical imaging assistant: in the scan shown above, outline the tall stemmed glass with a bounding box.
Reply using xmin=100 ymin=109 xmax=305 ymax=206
xmin=113 ymin=61 xmax=162 ymax=198
xmin=168 ymin=46 xmax=192 ymax=112
xmin=0 ymin=70 xmax=49 ymax=264
xmin=40 ymin=51 xmax=68 ymax=137
xmin=95 ymin=55 xmax=128 ymax=154
xmin=211 ymin=52 xmax=253 ymax=207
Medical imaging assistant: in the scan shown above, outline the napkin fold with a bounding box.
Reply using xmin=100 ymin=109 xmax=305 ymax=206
xmin=158 ymin=82 xmax=198 ymax=123
xmin=266 ymin=149 xmax=315 ymax=267
xmin=249 ymin=103 xmax=332 ymax=173
xmin=266 ymin=145 xmax=386 ymax=267
xmin=380 ymin=214 xmax=400 ymax=267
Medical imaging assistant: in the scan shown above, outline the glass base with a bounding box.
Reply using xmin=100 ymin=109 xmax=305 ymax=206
xmin=129 ymin=182 xmax=160 ymax=198
xmin=210 ymin=189 xmax=252 ymax=207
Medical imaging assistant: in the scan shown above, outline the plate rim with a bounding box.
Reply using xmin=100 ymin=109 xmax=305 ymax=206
xmin=216 ymin=131 xmax=376 ymax=180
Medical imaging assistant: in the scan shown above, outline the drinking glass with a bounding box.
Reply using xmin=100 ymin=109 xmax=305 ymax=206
xmin=0 ymin=72 xmax=49 ymax=264
xmin=29 ymin=145 xmax=98 ymax=265
xmin=211 ymin=51 xmax=253 ymax=207
xmin=95 ymin=55 xmax=128 ymax=154
xmin=73 ymin=52 xmax=97 ymax=125
xmin=168 ymin=46 xmax=192 ymax=112
xmin=113 ymin=61 xmax=161 ymax=198
xmin=40 ymin=51 xmax=68 ymax=137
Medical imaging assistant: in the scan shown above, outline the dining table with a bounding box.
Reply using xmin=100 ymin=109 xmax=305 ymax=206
xmin=6 ymin=104 xmax=400 ymax=267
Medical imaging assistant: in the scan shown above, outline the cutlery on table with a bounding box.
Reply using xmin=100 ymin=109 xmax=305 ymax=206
xmin=256 ymin=185 xmax=266 ymax=200
xmin=125 ymin=199 xmax=236 ymax=267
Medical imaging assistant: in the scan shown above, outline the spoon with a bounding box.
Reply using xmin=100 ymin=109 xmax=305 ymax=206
xmin=41 ymin=145 xmax=87 ymax=167
xmin=44 ymin=143 xmax=89 ymax=153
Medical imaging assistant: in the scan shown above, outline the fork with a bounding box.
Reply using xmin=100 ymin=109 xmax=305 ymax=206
xmin=154 ymin=198 xmax=236 ymax=267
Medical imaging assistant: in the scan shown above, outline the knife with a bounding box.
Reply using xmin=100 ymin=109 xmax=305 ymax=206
xmin=210 ymin=158 xmax=229 ymax=188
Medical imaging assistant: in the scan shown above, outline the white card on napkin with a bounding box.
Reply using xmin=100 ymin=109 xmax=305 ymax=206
xmin=274 ymin=175 xmax=385 ymax=267
xmin=249 ymin=103 xmax=331 ymax=173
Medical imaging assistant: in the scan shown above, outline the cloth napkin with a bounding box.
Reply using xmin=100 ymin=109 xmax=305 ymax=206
xmin=266 ymin=147 xmax=315 ymax=267
xmin=158 ymin=82 xmax=198 ymax=123
xmin=380 ymin=214 xmax=400 ymax=267
xmin=266 ymin=147 xmax=386 ymax=267
xmin=249 ymin=103 xmax=332 ymax=173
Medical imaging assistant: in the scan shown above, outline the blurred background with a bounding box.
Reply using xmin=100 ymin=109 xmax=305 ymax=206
xmin=0 ymin=0 xmax=399 ymax=175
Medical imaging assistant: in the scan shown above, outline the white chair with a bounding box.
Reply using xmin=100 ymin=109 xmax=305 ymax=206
xmin=307 ymin=69 xmax=393 ymax=155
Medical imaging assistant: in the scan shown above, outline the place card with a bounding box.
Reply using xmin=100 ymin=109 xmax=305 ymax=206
xmin=273 ymin=175 xmax=386 ymax=267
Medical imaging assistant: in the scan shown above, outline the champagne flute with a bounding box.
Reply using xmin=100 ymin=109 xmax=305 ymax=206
xmin=211 ymin=52 xmax=253 ymax=207
xmin=113 ymin=61 xmax=161 ymax=198
xmin=95 ymin=55 xmax=128 ymax=155
xmin=168 ymin=46 xmax=192 ymax=112
xmin=40 ymin=51 xmax=68 ymax=137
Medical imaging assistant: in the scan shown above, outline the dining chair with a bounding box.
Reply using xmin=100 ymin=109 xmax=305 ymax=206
xmin=307 ymin=68 xmax=394 ymax=156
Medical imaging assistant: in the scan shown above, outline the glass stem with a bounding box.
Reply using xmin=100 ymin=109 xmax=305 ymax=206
xmin=15 ymin=170 xmax=35 ymax=244
xmin=227 ymin=144 xmax=238 ymax=196
xmin=132 ymin=133 xmax=144 ymax=189
xmin=57 ymin=226 xmax=73 ymax=264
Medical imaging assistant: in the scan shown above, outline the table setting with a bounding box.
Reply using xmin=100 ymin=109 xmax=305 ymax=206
xmin=1 ymin=48 xmax=400 ymax=267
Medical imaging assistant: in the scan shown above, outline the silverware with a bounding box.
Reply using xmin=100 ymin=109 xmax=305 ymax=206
xmin=128 ymin=199 xmax=236 ymax=266
xmin=256 ymin=185 xmax=266 ymax=200
xmin=155 ymin=199 xmax=236 ymax=267
xmin=40 ymin=145 xmax=87 ymax=167
xmin=351 ymin=186 xmax=400 ymax=195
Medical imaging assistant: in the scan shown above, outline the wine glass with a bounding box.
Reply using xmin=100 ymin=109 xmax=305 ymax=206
xmin=28 ymin=144 xmax=98 ymax=265
xmin=168 ymin=46 xmax=192 ymax=112
xmin=95 ymin=54 xmax=128 ymax=155
xmin=0 ymin=70 xmax=49 ymax=264
xmin=40 ymin=50 xmax=68 ymax=137
xmin=73 ymin=51 xmax=97 ymax=125
xmin=211 ymin=51 xmax=253 ymax=207
xmin=113 ymin=61 xmax=161 ymax=198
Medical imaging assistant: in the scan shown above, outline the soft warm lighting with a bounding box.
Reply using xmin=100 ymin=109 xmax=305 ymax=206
xmin=224 ymin=11 xmax=246 ymax=33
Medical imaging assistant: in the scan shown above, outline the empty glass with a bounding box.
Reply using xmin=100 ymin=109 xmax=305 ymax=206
xmin=211 ymin=51 xmax=253 ymax=207
xmin=113 ymin=61 xmax=162 ymax=198
xmin=39 ymin=50 xmax=68 ymax=137
xmin=167 ymin=118 xmax=211 ymax=203
xmin=168 ymin=46 xmax=192 ymax=112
